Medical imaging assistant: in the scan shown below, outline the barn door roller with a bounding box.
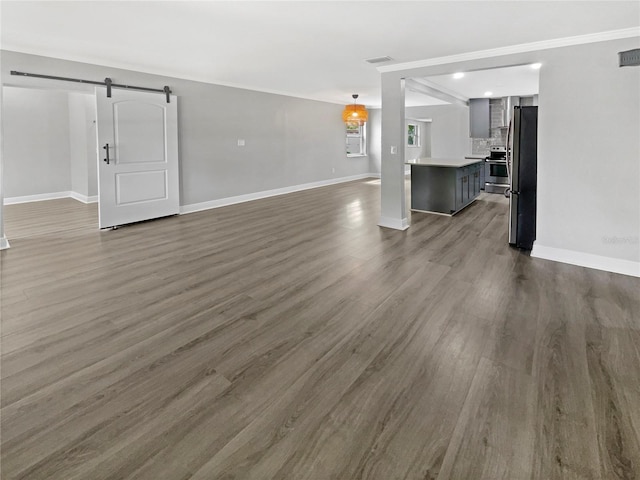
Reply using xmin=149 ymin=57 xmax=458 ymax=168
xmin=10 ymin=70 xmax=172 ymax=103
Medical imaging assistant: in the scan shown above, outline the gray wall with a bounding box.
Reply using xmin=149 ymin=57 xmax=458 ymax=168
xmin=537 ymin=38 xmax=640 ymax=263
xmin=367 ymin=108 xmax=382 ymax=174
xmin=404 ymin=119 xmax=431 ymax=161
xmin=369 ymin=104 xmax=468 ymax=175
xmin=3 ymin=87 xmax=97 ymax=199
xmin=68 ymin=92 xmax=97 ymax=197
xmin=3 ymin=86 xmax=71 ymax=197
xmin=1 ymin=50 xmax=370 ymax=207
xmin=405 ymin=105 xmax=469 ymax=159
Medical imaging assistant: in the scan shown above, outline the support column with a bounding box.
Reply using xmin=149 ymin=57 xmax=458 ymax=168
xmin=378 ymin=73 xmax=408 ymax=230
xmin=0 ymin=81 xmax=9 ymax=250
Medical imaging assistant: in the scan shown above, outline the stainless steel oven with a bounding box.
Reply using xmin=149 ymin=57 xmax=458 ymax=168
xmin=485 ymin=146 xmax=509 ymax=194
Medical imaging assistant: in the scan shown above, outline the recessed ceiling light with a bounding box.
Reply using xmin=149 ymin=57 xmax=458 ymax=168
xmin=484 ymin=91 xmax=493 ymax=97
xmin=453 ymin=72 xmax=464 ymax=79
xmin=531 ymin=63 xmax=542 ymax=70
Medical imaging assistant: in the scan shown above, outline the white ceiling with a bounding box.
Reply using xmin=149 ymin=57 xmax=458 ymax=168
xmin=408 ymin=64 xmax=541 ymax=106
xmin=1 ymin=1 xmax=638 ymax=107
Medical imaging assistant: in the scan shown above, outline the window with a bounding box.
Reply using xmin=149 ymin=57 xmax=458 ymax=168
xmin=407 ymin=123 xmax=420 ymax=147
xmin=346 ymin=122 xmax=366 ymax=157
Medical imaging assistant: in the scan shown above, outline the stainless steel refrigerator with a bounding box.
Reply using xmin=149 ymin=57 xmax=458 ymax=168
xmin=508 ymin=106 xmax=538 ymax=249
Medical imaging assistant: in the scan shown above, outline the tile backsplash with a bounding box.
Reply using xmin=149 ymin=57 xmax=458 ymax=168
xmin=471 ymin=96 xmax=537 ymax=155
xmin=490 ymin=98 xmax=505 ymax=129
xmin=472 ymin=138 xmax=492 ymax=154
xmin=472 ymin=132 xmax=506 ymax=155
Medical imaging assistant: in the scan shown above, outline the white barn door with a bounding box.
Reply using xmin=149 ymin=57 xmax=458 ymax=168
xmin=96 ymin=87 xmax=179 ymax=229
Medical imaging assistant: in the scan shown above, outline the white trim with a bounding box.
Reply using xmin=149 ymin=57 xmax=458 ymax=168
xmin=0 ymin=236 xmax=10 ymax=250
xmin=378 ymin=216 xmax=410 ymax=231
xmin=2 ymin=46 xmax=345 ymax=107
xmin=4 ymin=191 xmax=71 ymax=205
xmin=4 ymin=191 xmax=98 ymax=205
xmin=410 ymin=208 xmax=452 ymax=217
xmin=531 ymin=243 xmax=640 ymax=278
xmin=69 ymin=191 xmax=98 ymax=204
xmin=405 ymin=78 xmax=468 ymax=107
xmin=409 ymin=197 xmax=478 ymax=217
xmin=378 ymin=27 xmax=640 ymax=73
xmin=180 ymin=173 xmax=378 ymax=215
xmin=409 ymin=78 xmax=468 ymax=104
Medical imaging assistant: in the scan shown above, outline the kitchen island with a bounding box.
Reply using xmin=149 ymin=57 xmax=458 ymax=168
xmin=407 ymin=158 xmax=483 ymax=215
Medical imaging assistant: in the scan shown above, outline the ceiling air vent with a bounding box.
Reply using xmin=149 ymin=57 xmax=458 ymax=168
xmin=619 ymin=48 xmax=640 ymax=67
xmin=365 ymin=56 xmax=393 ymax=64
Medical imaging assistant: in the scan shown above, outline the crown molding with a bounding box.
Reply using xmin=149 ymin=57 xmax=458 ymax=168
xmin=378 ymin=27 xmax=640 ymax=73
xmin=0 ymin=47 xmax=347 ymax=106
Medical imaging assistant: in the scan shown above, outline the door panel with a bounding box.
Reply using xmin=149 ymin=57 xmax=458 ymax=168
xmin=96 ymin=87 xmax=179 ymax=229
xmin=114 ymin=102 xmax=166 ymax=164
xmin=116 ymin=171 xmax=168 ymax=204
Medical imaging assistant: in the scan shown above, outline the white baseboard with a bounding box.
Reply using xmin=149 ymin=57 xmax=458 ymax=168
xmin=180 ymin=173 xmax=378 ymax=215
xmin=5 ymin=191 xmax=97 ymax=205
xmin=378 ymin=215 xmax=410 ymax=231
xmin=69 ymin=191 xmax=98 ymax=204
xmin=4 ymin=191 xmax=71 ymax=205
xmin=531 ymin=243 xmax=640 ymax=278
xmin=367 ymin=172 xmax=381 ymax=179
xmin=0 ymin=235 xmax=10 ymax=250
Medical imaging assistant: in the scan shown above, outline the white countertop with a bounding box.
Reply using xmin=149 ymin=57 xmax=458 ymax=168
xmin=406 ymin=157 xmax=484 ymax=168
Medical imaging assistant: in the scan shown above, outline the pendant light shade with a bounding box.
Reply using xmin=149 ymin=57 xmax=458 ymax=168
xmin=342 ymin=94 xmax=368 ymax=124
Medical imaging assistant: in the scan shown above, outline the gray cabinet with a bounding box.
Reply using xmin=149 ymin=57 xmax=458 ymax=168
xmin=455 ymin=163 xmax=482 ymax=210
xmin=473 ymin=168 xmax=481 ymax=197
xmin=465 ymin=156 xmax=487 ymax=190
xmin=411 ymin=161 xmax=483 ymax=215
xmin=469 ymin=98 xmax=490 ymax=138
xmin=456 ymin=166 xmax=471 ymax=210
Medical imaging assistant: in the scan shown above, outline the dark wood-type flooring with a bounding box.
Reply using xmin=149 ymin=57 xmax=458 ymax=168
xmin=1 ymin=179 xmax=639 ymax=479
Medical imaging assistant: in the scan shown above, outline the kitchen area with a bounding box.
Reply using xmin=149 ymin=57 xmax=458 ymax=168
xmin=466 ymin=95 xmax=538 ymax=195
xmin=403 ymin=64 xmax=540 ymax=249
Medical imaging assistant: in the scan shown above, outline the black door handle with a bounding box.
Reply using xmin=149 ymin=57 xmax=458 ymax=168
xmin=103 ymin=143 xmax=111 ymax=164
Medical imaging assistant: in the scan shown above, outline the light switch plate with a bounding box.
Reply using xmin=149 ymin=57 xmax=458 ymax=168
xmin=237 ymin=139 xmax=246 ymax=147
xmin=390 ymin=146 xmax=397 ymax=154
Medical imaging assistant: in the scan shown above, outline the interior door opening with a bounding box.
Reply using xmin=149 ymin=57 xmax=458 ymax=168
xmin=2 ymin=84 xmax=180 ymax=240
xmin=2 ymin=85 xmax=99 ymax=239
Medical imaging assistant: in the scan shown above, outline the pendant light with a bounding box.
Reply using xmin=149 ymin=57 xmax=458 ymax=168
xmin=342 ymin=94 xmax=368 ymax=125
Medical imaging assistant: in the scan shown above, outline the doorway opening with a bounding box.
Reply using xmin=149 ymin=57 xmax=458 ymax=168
xmin=2 ymin=85 xmax=99 ymax=240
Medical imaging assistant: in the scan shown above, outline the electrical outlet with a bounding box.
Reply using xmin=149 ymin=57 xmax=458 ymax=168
xmin=237 ymin=139 xmax=245 ymax=147
xmin=332 ymin=168 xmax=335 ymax=173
